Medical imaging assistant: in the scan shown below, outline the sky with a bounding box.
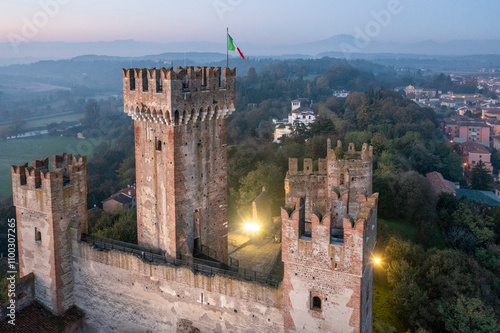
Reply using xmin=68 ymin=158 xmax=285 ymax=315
xmin=1 ymin=0 xmax=500 ymax=46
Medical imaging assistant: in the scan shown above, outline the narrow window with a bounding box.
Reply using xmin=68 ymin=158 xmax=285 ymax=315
xmin=142 ymin=70 xmax=148 ymax=92
xmin=156 ymin=69 xmax=162 ymax=93
xmin=155 ymin=137 xmax=162 ymax=151
xmin=35 ymin=227 xmax=41 ymax=242
xmin=312 ymin=296 xmax=321 ymax=310
xmin=130 ymin=72 xmax=136 ymax=91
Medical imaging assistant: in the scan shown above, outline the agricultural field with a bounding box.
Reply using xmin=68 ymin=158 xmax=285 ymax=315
xmin=0 ymin=134 xmax=100 ymax=197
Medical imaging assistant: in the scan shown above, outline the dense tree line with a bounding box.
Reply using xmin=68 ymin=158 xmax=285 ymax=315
xmin=375 ymin=195 xmax=500 ymax=332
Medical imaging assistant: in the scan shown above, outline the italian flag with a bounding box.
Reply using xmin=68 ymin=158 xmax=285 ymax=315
xmin=228 ymin=33 xmax=245 ymax=59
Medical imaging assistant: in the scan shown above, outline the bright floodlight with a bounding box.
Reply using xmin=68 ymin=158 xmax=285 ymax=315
xmin=374 ymin=257 xmax=381 ymax=264
xmin=244 ymin=222 xmax=260 ymax=232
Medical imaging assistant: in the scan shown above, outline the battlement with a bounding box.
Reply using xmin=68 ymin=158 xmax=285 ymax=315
xmin=287 ymin=158 xmax=327 ymax=176
xmin=356 ymin=193 xmax=379 ymax=222
xmin=122 ymin=66 xmax=236 ymax=93
xmin=327 ymin=139 xmax=373 ymax=161
xmin=11 ymin=153 xmax=87 ymax=191
xmin=122 ymin=66 xmax=236 ymax=125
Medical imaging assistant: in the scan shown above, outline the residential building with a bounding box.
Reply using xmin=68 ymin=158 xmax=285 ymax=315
xmin=102 ymin=185 xmax=137 ymax=212
xmin=333 ymin=90 xmax=350 ymax=98
xmin=273 ymin=123 xmax=292 ymax=143
xmin=273 ymin=98 xmax=316 ymax=142
xmin=444 ymin=116 xmax=490 ymax=146
xmin=458 ymin=141 xmax=493 ymax=174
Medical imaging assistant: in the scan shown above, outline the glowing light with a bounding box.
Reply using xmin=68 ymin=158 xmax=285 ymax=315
xmin=244 ymin=222 xmax=260 ymax=232
xmin=450 ymin=140 xmax=453 ymax=143
xmin=374 ymin=257 xmax=381 ymax=265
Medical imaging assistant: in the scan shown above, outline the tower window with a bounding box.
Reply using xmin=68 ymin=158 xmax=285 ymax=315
xmin=130 ymin=73 xmax=136 ymax=91
xmin=155 ymin=137 xmax=162 ymax=151
xmin=312 ymin=296 xmax=321 ymax=310
xmin=35 ymin=228 xmax=41 ymax=242
xmin=142 ymin=70 xmax=148 ymax=92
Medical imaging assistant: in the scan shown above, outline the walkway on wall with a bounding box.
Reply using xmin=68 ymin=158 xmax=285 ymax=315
xmin=81 ymin=234 xmax=283 ymax=287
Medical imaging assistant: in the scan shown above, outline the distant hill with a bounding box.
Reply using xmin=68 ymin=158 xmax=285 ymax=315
xmin=1 ymin=36 xmax=499 ymax=66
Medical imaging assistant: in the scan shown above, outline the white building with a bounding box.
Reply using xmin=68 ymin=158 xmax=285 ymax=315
xmin=333 ymin=90 xmax=350 ymax=98
xmin=273 ymin=98 xmax=316 ymax=142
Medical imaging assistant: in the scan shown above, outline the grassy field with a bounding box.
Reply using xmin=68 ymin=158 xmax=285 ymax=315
xmin=0 ymin=135 xmax=100 ymax=197
xmin=28 ymin=112 xmax=83 ymax=128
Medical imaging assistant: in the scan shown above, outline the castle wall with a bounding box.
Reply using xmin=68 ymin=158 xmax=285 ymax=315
xmin=283 ymin=262 xmax=361 ymax=333
xmin=72 ymin=239 xmax=284 ymax=332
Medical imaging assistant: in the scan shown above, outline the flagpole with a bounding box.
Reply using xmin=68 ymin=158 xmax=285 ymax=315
xmin=226 ymin=27 xmax=229 ymax=68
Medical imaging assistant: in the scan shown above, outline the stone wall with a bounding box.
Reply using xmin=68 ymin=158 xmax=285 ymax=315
xmin=72 ymin=238 xmax=284 ymax=332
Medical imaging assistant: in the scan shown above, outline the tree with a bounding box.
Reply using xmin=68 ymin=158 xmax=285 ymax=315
xmin=9 ymin=114 xmax=26 ymax=138
xmin=470 ymin=160 xmax=493 ymax=191
xmin=238 ymin=162 xmax=285 ymax=217
xmin=81 ymin=100 xmax=100 ymax=130
xmin=0 ymin=125 xmax=10 ymax=139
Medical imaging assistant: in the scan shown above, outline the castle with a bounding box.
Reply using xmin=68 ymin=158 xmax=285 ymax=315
xmin=8 ymin=66 xmax=377 ymax=332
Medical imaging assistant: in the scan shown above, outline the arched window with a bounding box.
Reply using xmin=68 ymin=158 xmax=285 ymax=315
xmin=312 ymin=296 xmax=321 ymax=310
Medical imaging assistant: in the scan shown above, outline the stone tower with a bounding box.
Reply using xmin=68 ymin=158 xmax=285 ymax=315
xmin=11 ymin=154 xmax=87 ymax=315
xmin=282 ymin=140 xmax=377 ymax=333
xmin=122 ymin=66 xmax=236 ymax=264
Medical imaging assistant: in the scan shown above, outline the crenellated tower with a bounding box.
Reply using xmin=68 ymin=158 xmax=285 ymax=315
xmin=11 ymin=154 xmax=87 ymax=315
xmin=122 ymin=66 xmax=236 ymax=264
xmin=282 ymin=141 xmax=377 ymax=333
xmin=326 ymin=140 xmax=373 ymax=217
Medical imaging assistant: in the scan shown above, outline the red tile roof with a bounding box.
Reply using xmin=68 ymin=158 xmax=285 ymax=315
xmin=426 ymin=172 xmax=456 ymax=196
xmin=459 ymin=141 xmax=490 ymax=154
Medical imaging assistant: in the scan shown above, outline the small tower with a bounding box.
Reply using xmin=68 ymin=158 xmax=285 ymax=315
xmin=282 ymin=141 xmax=377 ymax=333
xmin=122 ymin=67 xmax=236 ymax=264
xmin=11 ymin=154 xmax=87 ymax=315
xmin=326 ymin=139 xmax=373 ymax=216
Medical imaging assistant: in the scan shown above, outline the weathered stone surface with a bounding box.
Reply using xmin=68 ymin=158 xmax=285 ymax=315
xmin=282 ymin=141 xmax=376 ymax=333
xmin=73 ymin=242 xmax=283 ymax=332
xmin=123 ymin=67 xmax=235 ymax=263
xmin=11 ymin=154 xmax=87 ymax=315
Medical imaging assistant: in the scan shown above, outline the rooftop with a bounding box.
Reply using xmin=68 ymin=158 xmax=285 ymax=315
xmin=291 ymin=107 xmax=314 ymax=115
xmin=456 ymin=189 xmax=500 ymax=207
xmin=459 ymin=141 xmax=491 ymax=154
xmin=444 ymin=116 xmax=489 ymax=128
xmin=426 ymin=172 xmax=456 ymax=195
